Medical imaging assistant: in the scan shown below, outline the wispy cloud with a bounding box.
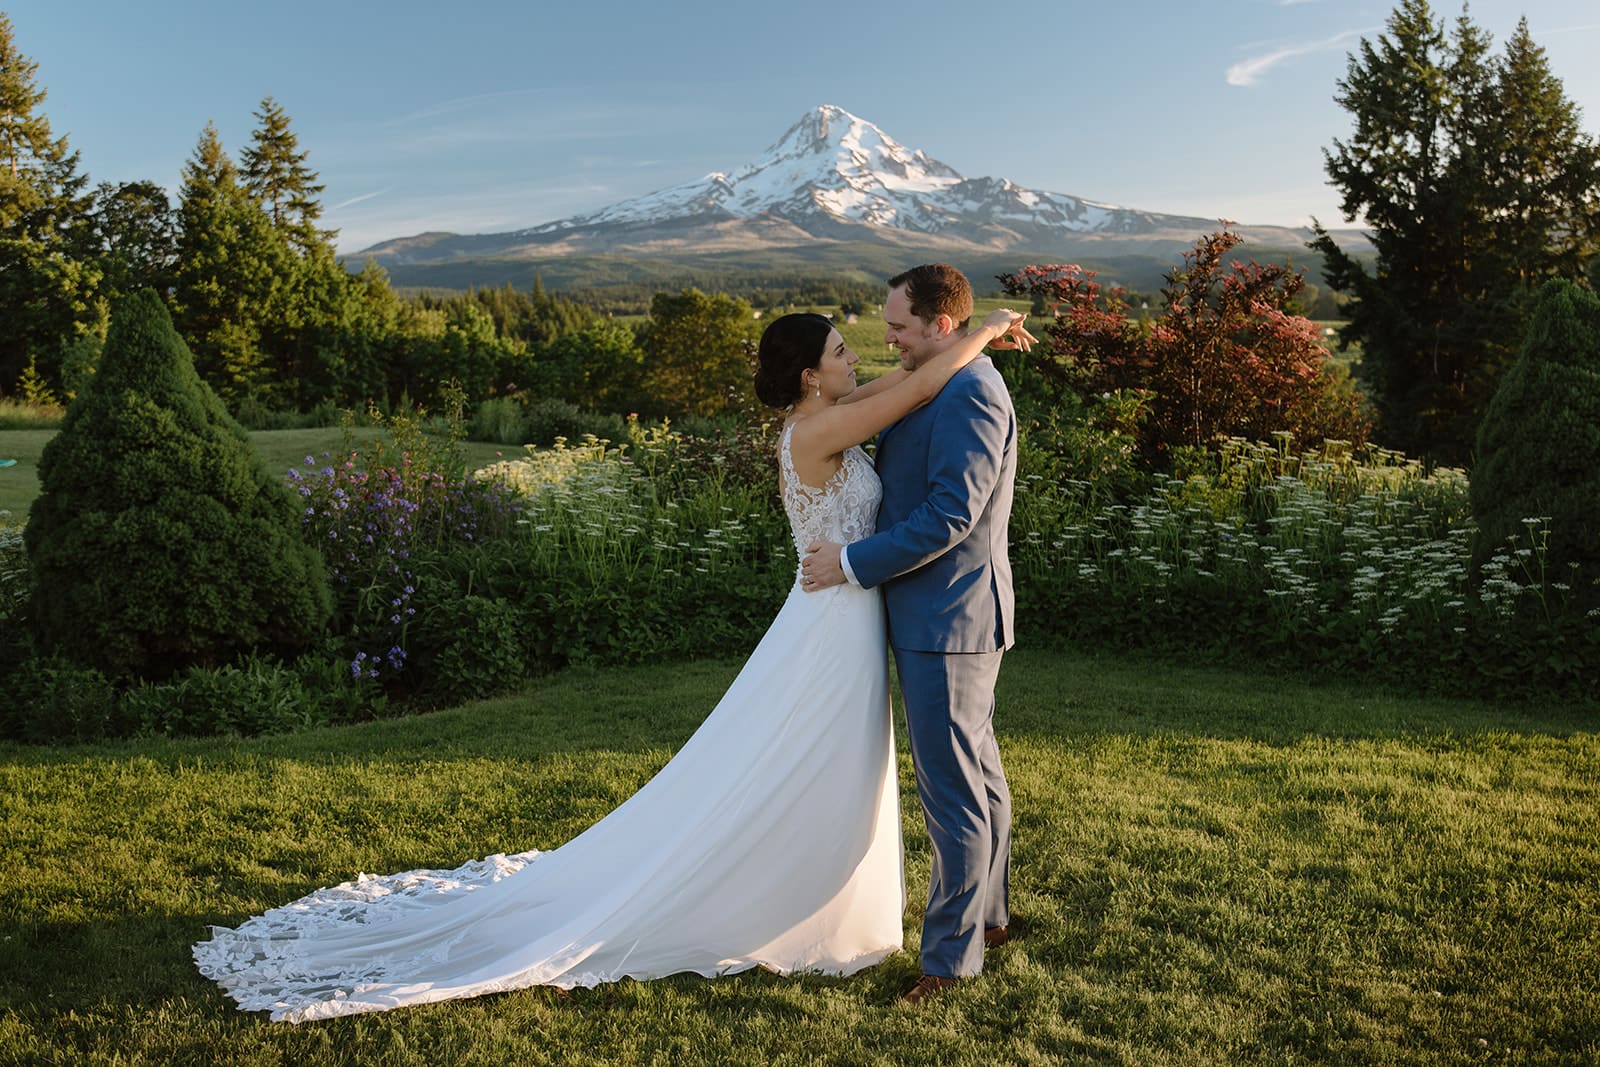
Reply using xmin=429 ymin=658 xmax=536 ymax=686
xmin=1226 ymin=27 xmax=1375 ymax=87
xmin=330 ymin=189 xmax=388 ymax=210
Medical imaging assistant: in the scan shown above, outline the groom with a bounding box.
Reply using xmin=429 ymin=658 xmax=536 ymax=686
xmin=802 ymin=263 xmax=1018 ymax=1004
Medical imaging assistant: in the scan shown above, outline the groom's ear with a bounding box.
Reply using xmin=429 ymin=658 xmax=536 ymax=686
xmin=934 ymin=313 xmax=955 ymax=338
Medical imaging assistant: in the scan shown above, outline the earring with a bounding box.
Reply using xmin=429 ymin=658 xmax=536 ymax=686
xmin=815 ymin=384 xmax=821 ymax=398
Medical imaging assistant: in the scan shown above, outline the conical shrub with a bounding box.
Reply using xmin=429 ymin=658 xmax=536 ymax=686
xmin=24 ymin=290 xmax=331 ymax=678
xmin=1471 ymin=279 xmax=1600 ymax=602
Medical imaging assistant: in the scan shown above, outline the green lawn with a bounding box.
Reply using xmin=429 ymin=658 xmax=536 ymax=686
xmin=0 ymin=428 xmax=516 ymax=523
xmin=1 ymin=649 xmax=1594 ymax=1065
xmin=0 ymin=430 xmax=51 ymax=520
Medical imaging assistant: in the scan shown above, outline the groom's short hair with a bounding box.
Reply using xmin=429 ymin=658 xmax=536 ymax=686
xmin=888 ymin=263 xmax=973 ymax=331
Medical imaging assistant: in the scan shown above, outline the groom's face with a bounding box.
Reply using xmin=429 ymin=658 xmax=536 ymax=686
xmin=882 ymin=284 xmax=948 ymax=371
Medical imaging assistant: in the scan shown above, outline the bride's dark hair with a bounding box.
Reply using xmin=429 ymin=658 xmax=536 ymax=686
xmin=754 ymin=313 xmax=834 ymax=408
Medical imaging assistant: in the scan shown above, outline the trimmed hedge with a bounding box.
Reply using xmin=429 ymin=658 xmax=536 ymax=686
xmin=24 ymin=291 xmax=331 ymax=679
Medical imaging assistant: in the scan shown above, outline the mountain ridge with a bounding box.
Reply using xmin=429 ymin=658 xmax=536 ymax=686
xmin=356 ymin=105 xmax=1367 ymax=290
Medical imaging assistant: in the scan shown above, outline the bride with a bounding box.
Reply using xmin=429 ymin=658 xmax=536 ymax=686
xmin=193 ymin=305 xmax=1029 ymax=1022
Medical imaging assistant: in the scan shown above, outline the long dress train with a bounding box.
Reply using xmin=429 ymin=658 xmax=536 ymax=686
xmin=193 ymin=427 xmax=902 ymax=1022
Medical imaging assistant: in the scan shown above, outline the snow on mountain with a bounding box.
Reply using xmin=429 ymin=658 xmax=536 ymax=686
xmin=517 ymin=105 xmax=1196 ymax=241
xmin=357 ymin=104 xmax=1362 ymax=277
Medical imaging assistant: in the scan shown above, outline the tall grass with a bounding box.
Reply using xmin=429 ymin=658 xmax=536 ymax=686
xmin=478 ymin=430 xmax=788 ymax=588
xmin=0 ymin=399 xmax=62 ymax=432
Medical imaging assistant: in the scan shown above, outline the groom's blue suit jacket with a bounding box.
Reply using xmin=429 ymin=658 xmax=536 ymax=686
xmin=847 ymin=356 xmax=1017 ymax=653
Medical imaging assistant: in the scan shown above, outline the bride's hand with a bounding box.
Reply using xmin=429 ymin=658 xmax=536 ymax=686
xmin=983 ymin=309 xmax=1036 ymax=353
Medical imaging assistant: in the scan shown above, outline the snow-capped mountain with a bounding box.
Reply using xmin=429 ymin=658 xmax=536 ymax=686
xmin=358 ymin=105 xmax=1363 ymax=282
xmin=518 ymin=104 xmax=1182 ymax=241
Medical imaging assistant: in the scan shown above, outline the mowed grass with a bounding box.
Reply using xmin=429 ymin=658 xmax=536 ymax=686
xmin=0 ymin=428 xmax=516 ymax=521
xmin=1 ymin=649 xmax=1595 ymax=1065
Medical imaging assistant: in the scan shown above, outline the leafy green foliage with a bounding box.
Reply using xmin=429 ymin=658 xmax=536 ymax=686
xmin=469 ymin=395 xmax=627 ymax=447
xmin=1313 ymin=3 xmax=1600 ymax=462
xmin=0 ymin=654 xmax=118 ymax=742
xmin=88 ymin=179 xmax=178 ymax=304
xmin=1470 ymin=279 xmax=1600 ymax=603
xmin=637 ymin=288 xmax=760 ymax=417
xmin=1009 ymin=436 xmax=1598 ymax=698
xmin=524 ymin=324 xmax=647 ymax=414
xmin=413 ymin=278 xmax=603 ymax=347
xmin=121 ymin=656 xmax=337 ymax=738
xmin=406 ymin=593 xmax=528 ymax=701
xmin=24 ymin=290 xmax=331 ymax=679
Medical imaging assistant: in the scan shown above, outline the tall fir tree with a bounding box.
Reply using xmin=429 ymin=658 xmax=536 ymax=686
xmin=1313 ymin=1 xmax=1600 ymax=463
xmin=1479 ymin=20 xmax=1600 ymax=286
xmin=239 ymin=96 xmax=372 ymax=409
xmin=0 ymin=13 xmax=100 ymax=395
xmin=169 ymin=122 xmax=289 ymax=403
xmin=240 ymin=96 xmax=331 ymax=255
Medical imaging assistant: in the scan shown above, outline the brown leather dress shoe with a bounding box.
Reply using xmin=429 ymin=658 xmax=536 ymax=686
xmin=901 ymin=974 xmax=960 ymax=1005
xmin=984 ymin=925 xmax=1009 ymax=948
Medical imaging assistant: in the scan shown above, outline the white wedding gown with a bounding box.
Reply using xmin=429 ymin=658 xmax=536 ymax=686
xmin=193 ymin=426 xmax=903 ymax=1022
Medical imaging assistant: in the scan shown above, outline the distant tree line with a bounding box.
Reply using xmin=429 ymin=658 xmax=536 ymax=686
xmin=0 ymin=14 xmax=766 ymax=423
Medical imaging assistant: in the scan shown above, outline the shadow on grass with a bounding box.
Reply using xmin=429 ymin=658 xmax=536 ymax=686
xmin=3 ymin=649 xmax=1592 ymax=775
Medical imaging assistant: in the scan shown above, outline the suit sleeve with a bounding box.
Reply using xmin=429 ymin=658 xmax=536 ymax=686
xmin=848 ymin=375 xmax=1009 ymax=590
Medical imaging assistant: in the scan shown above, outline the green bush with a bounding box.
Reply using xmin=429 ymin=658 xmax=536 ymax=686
xmin=469 ymin=395 xmax=627 ymax=447
xmin=470 ymin=396 xmax=527 ymax=444
xmin=231 ymin=396 xmax=340 ymax=431
xmin=120 ymin=656 xmax=330 ymax=737
xmin=1471 ymin=279 xmax=1600 ymax=605
xmin=407 ymin=592 xmax=529 ymax=701
xmin=24 ymin=290 xmax=332 ymax=680
xmin=1 ymin=656 xmax=120 ymax=743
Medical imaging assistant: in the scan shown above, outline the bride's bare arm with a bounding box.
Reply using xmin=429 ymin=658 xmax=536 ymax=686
xmin=835 ymin=367 xmax=909 ymax=405
xmin=791 ymin=309 xmax=1028 ymax=459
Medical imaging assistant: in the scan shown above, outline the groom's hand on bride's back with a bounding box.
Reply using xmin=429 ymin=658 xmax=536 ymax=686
xmin=801 ymin=541 xmax=846 ymax=592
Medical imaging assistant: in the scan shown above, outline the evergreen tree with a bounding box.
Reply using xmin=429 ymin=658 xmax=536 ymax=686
xmin=1470 ymin=279 xmax=1600 ymax=605
xmin=169 ymin=122 xmax=290 ymax=402
xmin=240 ymin=96 xmax=331 ymax=254
xmin=25 ymin=290 xmax=331 ymax=679
xmin=1479 ymin=20 xmax=1600 ymax=285
xmin=1313 ymin=1 xmax=1600 ymax=463
xmin=0 ymin=13 xmax=99 ymax=393
xmin=239 ymin=96 xmax=378 ymax=410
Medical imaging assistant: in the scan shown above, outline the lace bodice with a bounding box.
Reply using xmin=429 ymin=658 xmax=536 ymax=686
xmin=779 ymin=422 xmax=881 ymax=561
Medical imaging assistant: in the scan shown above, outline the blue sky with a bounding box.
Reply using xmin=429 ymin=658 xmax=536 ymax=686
xmin=8 ymin=0 xmax=1600 ymax=254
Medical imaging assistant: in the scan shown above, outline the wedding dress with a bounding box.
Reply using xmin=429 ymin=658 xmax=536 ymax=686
xmin=193 ymin=425 xmax=903 ymax=1022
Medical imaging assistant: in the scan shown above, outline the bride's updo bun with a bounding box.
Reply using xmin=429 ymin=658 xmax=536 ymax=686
xmin=754 ymin=313 xmax=834 ymax=409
